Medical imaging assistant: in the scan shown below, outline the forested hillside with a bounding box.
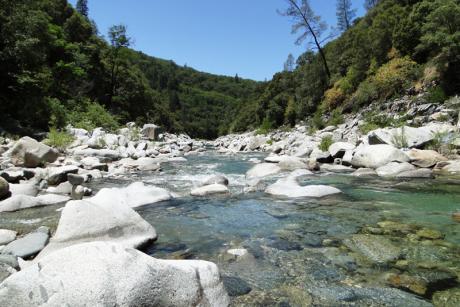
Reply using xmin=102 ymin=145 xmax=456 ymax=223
xmin=0 ymin=0 xmax=258 ymax=139
xmin=230 ymin=0 xmax=460 ymax=132
xmin=1 ymin=0 xmax=459 ymax=139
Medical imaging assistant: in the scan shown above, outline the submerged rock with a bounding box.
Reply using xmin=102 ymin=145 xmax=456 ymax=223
xmin=344 ymin=234 xmax=401 ymax=265
xmin=0 ymin=242 xmax=230 ymax=306
xmin=223 ymin=276 xmax=252 ymax=297
xmin=352 ymin=168 xmax=378 ymax=177
xmin=191 ymin=184 xmax=229 ymax=196
xmin=201 ymin=175 xmax=229 ymax=186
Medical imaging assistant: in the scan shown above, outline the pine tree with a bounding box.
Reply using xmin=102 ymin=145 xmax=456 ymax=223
xmin=364 ymin=0 xmax=379 ymax=11
xmin=76 ymin=0 xmax=89 ymax=17
xmin=336 ymin=0 xmax=356 ymax=31
xmin=284 ymin=53 xmax=295 ymax=72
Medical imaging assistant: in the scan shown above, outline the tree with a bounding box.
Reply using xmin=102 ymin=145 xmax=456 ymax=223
xmin=76 ymin=0 xmax=88 ymax=17
xmin=364 ymin=0 xmax=379 ymax=11
xmin=284 ymin=53 xmax=296 ymax=72
xmin=107 ymin=24 xmax=132 ymax=106
xmin=336 ymin=0 xmax=356 ymax=31
xmin=279 ymin=0 xmax=331 ymax=79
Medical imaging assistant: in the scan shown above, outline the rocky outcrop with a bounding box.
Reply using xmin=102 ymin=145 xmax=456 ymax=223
xmin=0 ymin=242 xmax=230 ymax=306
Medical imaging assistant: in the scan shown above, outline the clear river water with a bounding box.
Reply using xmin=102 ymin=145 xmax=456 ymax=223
xmin=1 ymin=151 xmax=459 ymax=306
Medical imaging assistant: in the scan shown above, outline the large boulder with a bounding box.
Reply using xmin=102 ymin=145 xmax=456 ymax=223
xmin=90 ymin=182 xmax=173 ymax=209
xmin=0 ymin=178 xmax=8 ymax=199
xmin=141 ymin=124 xmax=161 ymax=141
xmin=0 ymin=242 xmax=229 ymax=306
xmin=46 ymin=165 xmax=79 ymax=186
xmin=407 ymin=149 xmax=448 ymax=168
xmin=351 ymin=145 xmax=409 ymax=169
xmin=368 ymin=124 xmax=456 ymax=148
xmin=246 ymin=163 xmax=282 ymax=179
xmin=36 ymin=198 xmax=157 ymax=259
xmin=265 ymin=177 xmax=341 ymax=198
xmin=375 ymin=162 xmax=416 ymax=177
xmin=247 ymin=135 xmax=268 ymax=151
xmin=434 ymin=160 xmax=460 ymax=175
xmin=9 ymin=183 xmax=38 ymax=196
xmin=2 ymin=227 xmax=49 ymax=258
xmin=8 ymin=137 xmax=58 ymax=167
xmin=328 ymin=142 xmax=356 ymax=158
xmin=191 ymin=184 xmax=229 ymax=196
xmin=201 ymin=175 xmax=229 ymax=186
xmin=278 ymin=156 xmax=307 ymax=171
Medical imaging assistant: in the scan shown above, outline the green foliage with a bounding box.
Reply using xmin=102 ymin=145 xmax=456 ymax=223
xmin=426 ymin=86 xmax=447 ymax=104
xmin=391 ymin=126 xmax=409 ymax=149
xmin=256 ymin=118 xmax=273 ymax=135
xmin=68 ymin=100 xmax=119 ymax=132
xmin=328 ymin=108 xmax=344 ymax=126
xmin=319 ymin=135 xmax=333 ymax=152
xmin=427 ymin=130 xmax=458 ymax=155
xmin=359 ymin=111 xmax=407 ymax=134
xmin=44 ymin=128 xmax=74 ymax=150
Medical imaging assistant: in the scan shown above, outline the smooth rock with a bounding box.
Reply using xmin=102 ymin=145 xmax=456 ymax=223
xmin=0 ymin=230 xmax=17 ymax=246
xmin=67 ymin=173 xmax=84 ymax=186
xmin=46 ymin=181 xmax=72 ymax=195
xmin=90 ymin=182 xmax=173 ymax=209
xmin=9 ymin=183 xmax=38 ymax=197
xmin=376 ymin=162 xmax=416 ymax=177
xmin=191 ymin=184 xmax=229 ymax=196
xmin=141 ymin=123 xmax=161 ymax=141
xmin=8 ymin=137 xmax=58 ymax=167
xmin=0 ymin=242 xmax=230 ymax=306
xmin=266 ymin=177 xmax=341 ymax=198
xmin=2 ymin=227 xmax=49 ymax=258
xmin=246 ymin=163 xmax=282 ymax=179
xmin=407 ymin=149 xmax=448 ymax=168
xmin=352 ymin=168 xmax=378 ymax=177
xmin=0 ymin=195 xmax=43 ymax=213
xmin=278 ymin=156 xmax=307 ymax=171
xmin=0 ymin=178 xmax=9 ymax=199
xmin=351 ymin=145 xmax=409 ymax=169
xmin=35 ymin=194 xmax=70 ymax=205
xmin=36 ymin=198 xmax=157 ymax=260
xmin=202 ymin=175 xmax=229 ymax=186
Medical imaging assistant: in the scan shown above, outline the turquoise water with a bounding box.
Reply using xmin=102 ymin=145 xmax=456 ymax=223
xmin=1 ymin=151 xmax=459 ymax=305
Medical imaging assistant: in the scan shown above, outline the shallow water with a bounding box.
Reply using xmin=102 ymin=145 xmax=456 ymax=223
xmin=1 ymin=151 xmax=459 ymax=305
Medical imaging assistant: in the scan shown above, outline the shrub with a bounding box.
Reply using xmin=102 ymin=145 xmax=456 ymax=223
xmin=323 ymin=84 xmax=345 ymax=110
xmin=256 ymin=118 xmax=272 ymax=135
xmin=427 ymin=130 xmax=458 ymax=156
xmin=68 ymin=100 xmax=119 ymax=132
xmin=311 ymin=109 xmax=325 ymax=130
xmin=319 ymin=135 xmax=333 ymax=152
xmin=426 ymin=86 xmax=447 ymax=104
xmin=328 ymin=108 xmax=344 ymax=126
xmin=352 ymin=80 xmax=379 ymax=107
xmin=391 ymin=127 xmax=409 ymax=149
xmin=44 ymin=128 xmax=74 ymax=151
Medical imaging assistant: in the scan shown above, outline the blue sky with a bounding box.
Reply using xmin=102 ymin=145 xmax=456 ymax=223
xmin=68 ymin=0 xmax=366 ymax=81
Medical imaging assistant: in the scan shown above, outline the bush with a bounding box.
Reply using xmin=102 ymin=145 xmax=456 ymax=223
xmin=352 ymin=80 xmax=379 ymax=107
xmin=328 ymin=108 xmax=344 ymax=126
xmin=426 ymin=86 xmax=447 ymax=104
xmin=311 ymin=109 xmax=325 ymax=130
xmin=319 ymin=135 xmax=333 ymax=152
xmin=44 ymin=128 xmax=75 ymax=151
xmin=391 ymin=127 xmax=409 ymax=148
xmin=323 ymin=84 xmax=345 ymax=110
xmin=68 ymin=100 xmax=120 ymax=132
xmin=427 ymin=130 xmax=458 ymax=155
xmin=256 ymin=118 xmax=272 ymax=135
